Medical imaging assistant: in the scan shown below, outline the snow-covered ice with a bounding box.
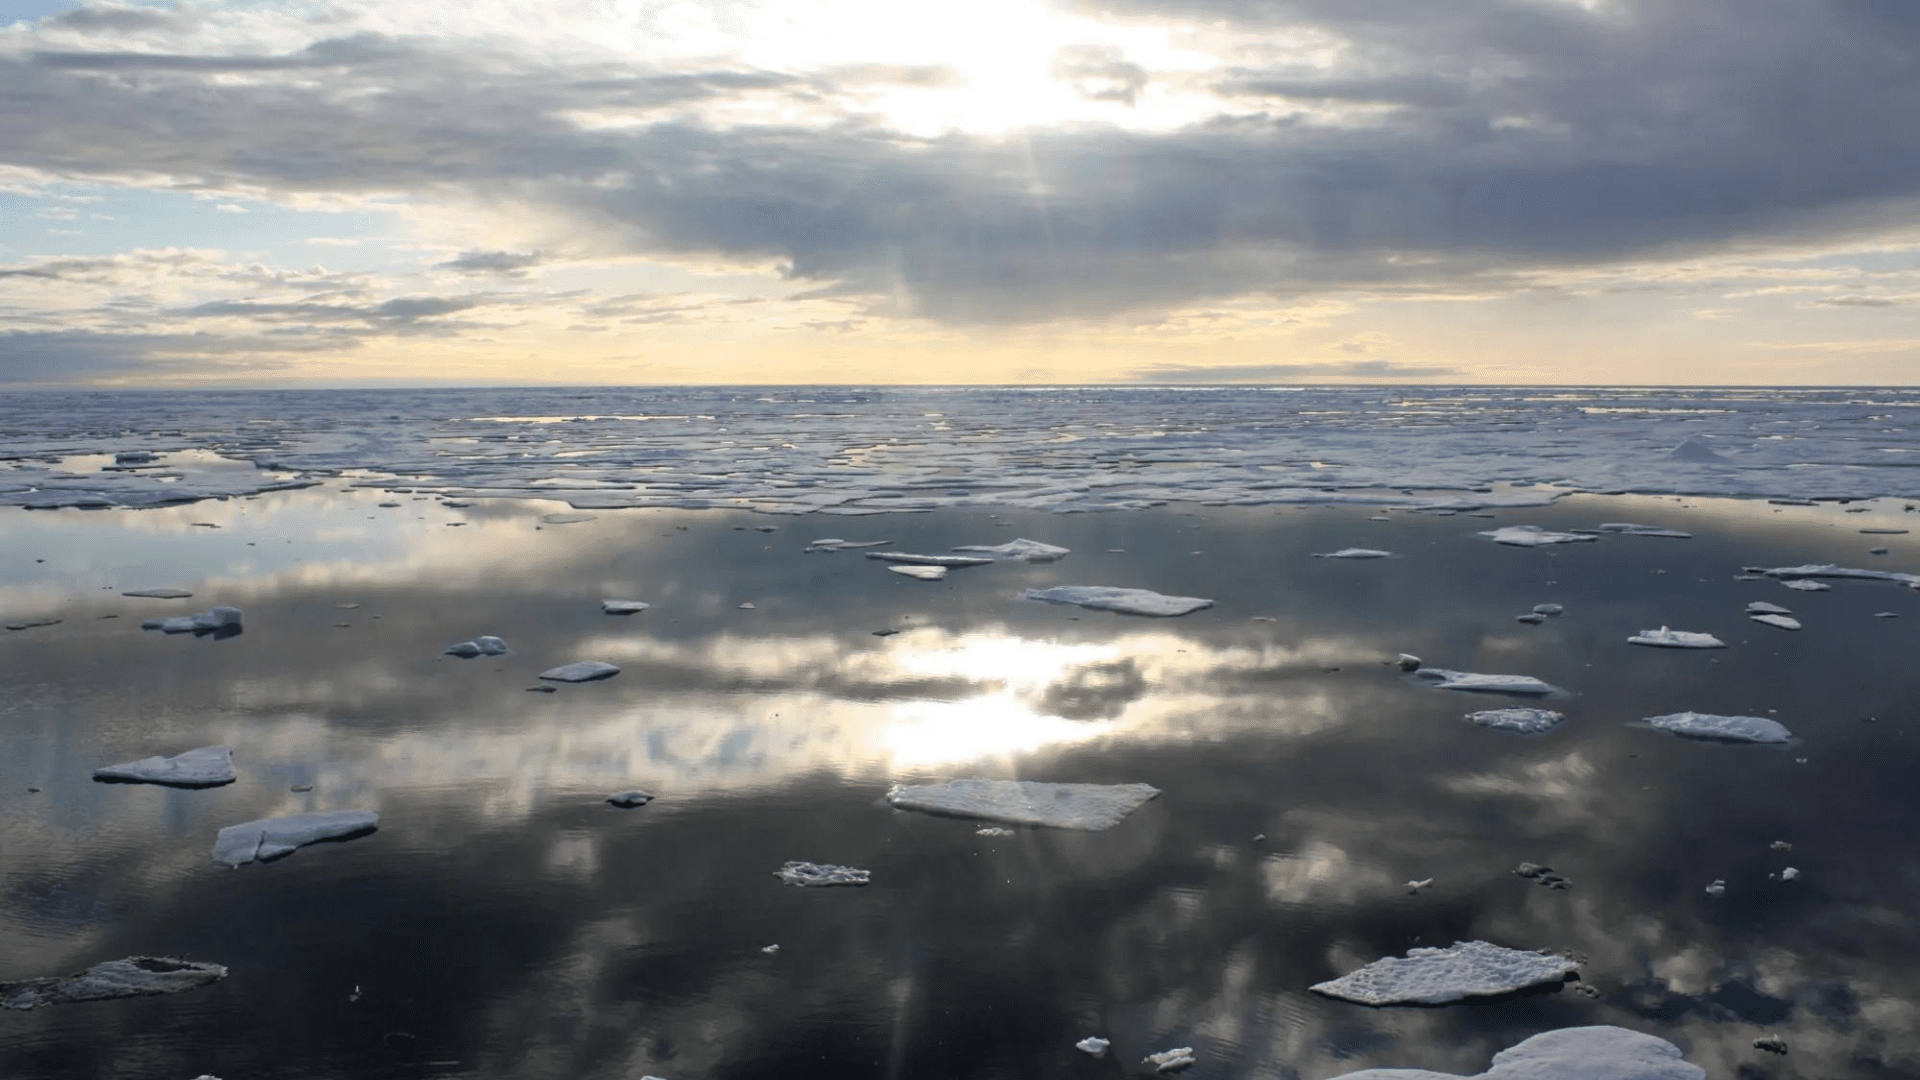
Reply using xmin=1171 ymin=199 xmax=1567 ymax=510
xmin=1075 ymin=1036 xmax=1110 ymax=1057
xmin=607 ymin=790 xmax=654 ymax=808
xmin=1750 ymin=613 xmax=1802 ymax=630
xmin=444 ymin=635 xmax=508 ymax=657
xmin=888 ymin=565 xmax=948 ymax=581
xmin=1596 ymin=523 xmax=1693 ymax=538
xmin=1627 ymin=627 xmax=1726 ymax=648
xmin=1410 ymin=668 xmax=1557 ymax=696
xmin=1705 ymin=879 xmax=1727 ymax=897
xmin=1315 ymin=548 xmax=1393 ymax=559
xmin=1532 ymin=603 xmax=1564 ymax=615
xmin=949 ymin=538 xmax=1070 ymax=562
xmin=121 ymin=588 xmax=193 ymax=599
xmin=1143 ymin=1047 xmax=1196 ymax=1073
xmin=1479 ymin=526 xmax=1597 ymax=547
xmin=140 ymin=606 xmax=242 ymax=635
xmin=773 ymin=861 xmax=870 ymax=887
xmin=212 ymin=810 xmax=380 ymax=867
xmin=1645 ymin=711 xmax=1793 ymax=743
xmin=1466 ymin=708 xmax=1566 ymax=734
xmin=1745 ymin=601 xmax=1793 ymax=614
xmin=976 ymin=826 xmax=1016 ymax=836
xmin=1318 ymin=1025 xmax=1704 ymax=1080
xmin=1020 ymin=585 xmax=1213 ymax=617
xmin=1782 ymin=579 xmax=1831 ymax=592
xmin=887 ymin=779 xmax=1161 ymax=830
xmin=865 ymin=551 xmax=994 ymax=567
xmin=602 ymin=600 xmax=650 ymax=614
xmin=94 ymin=745 xmax=235 ymax=787
xmin=539 ymin=661 xmax=620 ymax=682
xmin=1310 ymin=940 xmax=1579 ymax=1005
xmin=1 ymin=957 xmax=230 ymax=1011
xmin=1759 ymin=563 xmax=1920 ymax=588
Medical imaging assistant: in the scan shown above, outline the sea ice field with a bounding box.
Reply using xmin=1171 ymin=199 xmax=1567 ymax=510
xmin=2 ymin=386 xmax=1919 ymax=1079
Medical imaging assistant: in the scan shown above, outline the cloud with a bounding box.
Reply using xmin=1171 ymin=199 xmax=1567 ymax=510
xmin=1053 ymin=44 xmax=1149 ymax=105
xmin=0 ymin=329 xmax=320 ymax=383
xmin=1127 ymin=359 xmax=1455 ymax=382
xmin=436 ymin=250 xmax=543 ymax=276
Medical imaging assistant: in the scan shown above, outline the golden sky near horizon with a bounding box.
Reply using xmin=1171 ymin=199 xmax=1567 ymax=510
xmin=3 ymin=0 xmax=1919 ymax=386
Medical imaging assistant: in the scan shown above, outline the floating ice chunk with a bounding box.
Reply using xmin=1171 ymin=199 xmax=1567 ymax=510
xmin=94 ymin=745 xmax=235 ymax=787
xmin=773 ymin=861 xmax=870 ymax=887
xmin=1479 ymin=526 xmax=1596 ymax=547
xmin=1319 ymin=1025 xmax=1705 ymax=1080
xmin=1021 ymin=585 xmax=1213 ymax=617
xmin=1705 ymin=879 xmax=1726 ymax=897
xmin=1532 ymin=603 xmax=1564 ymax=615
xmin=601 ymin=600 xmax=650 ymax=614
xmin=737 ymin=602 xmax=756 ymax=609
xmin=1411 ymin=668 xmax=1557 ymax=696
xmin=1075 ymin=1036 xmax=1110 ymax=1057
xmin=1406 ymin=878 xmax=1434 ymax=893
xmin=1750 ymin=613 xmax=1801 ymax=630
xmin=1515 ymin=613 xmax=1545 ymax=624
xmin=607 ymin=790 xmax=653 ymax=808
xmin=539 ymin=661 xmax=620 ymax=682
xmin=1871 ymin=547 xmax=1890 ymax=555
xmin=1466 ymin=708 xmax=1566 ymax=734
xmin=1669 ymin=434 xmax=1726 ymax=462
xmin=541 ymin=512 xmax=596 ymax=524
xmin=1760 ymin=563 xmax=1920 ymax=587
xmin=761 ymin=944 xmax=780 ymax=954
xmin=212 ymin=810 xmax=379 ymax=867
xmin=976 ymin=827 xmax=1015 ymax=836
xmin=1875 ymin=611 xmax=1899 ymax=618
xmin=865 ymin=551 xmax=994 ymax=567
xmin=121 ymin=588 xmax=193 ymax=599
xmin=1745 ymin=601 xmax=1793 ymax=615
xmin=1396 ymin=653 xmax=1423 ymax=671
xmin=1314 ymin=548 xmax=1393 ymax=559
xmin=887 ymin=779 xmax=1161 ymax=830
xmin=1781 ymin=867 xmax=1799 ymax=880
xmin=1782 ymin=579 xmax=1830 ymax=592
xmin=1310 ymin=940 xmax=1578 ymax=1006
xmin=1596 ymin=523 xmax=1693 ymax=538
xmin=806 ymin=537 xmax=894 ymax=552
xmin=1753 ymin=1036 xmax=1788 ymax=1055
xmin=1143 ymin=1047 xmax=1196 ymax=1073
xmin=1513 ymin=862 xmax=1572 ymax=889
xmin=950 ymin=538 xmax=1070 ymax=562
xmin=114 ymin=450 xmax=157 ymax=465
xmin=1862 ymin=528 xmax=1911 ymax=534
xmin=444 ymin=635 xmax=508 ymax=658
xmin=1646 ymin=711 xmax=1793 ymax=743
xmin=889 ymin=564 xmax=948 ymax=581
xmin=141 ymin=606 xmax=242 ymax=635
xmin=1627 ymin=627 xmax=1725 ymax=648
xmin=1 ymin=956 xmax=229 ymax=1011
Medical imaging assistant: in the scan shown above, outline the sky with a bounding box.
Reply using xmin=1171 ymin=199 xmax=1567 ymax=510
xmin=2 ymin=0 xmax=1919 ymax=387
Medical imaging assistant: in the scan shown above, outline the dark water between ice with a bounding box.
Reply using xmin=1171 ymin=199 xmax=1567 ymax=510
xmin=2 ymin=488 xmax=1917 ymax=1080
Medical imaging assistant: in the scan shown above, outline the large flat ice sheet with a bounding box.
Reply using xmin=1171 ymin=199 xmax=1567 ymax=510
xmin=212 ymin=810 xmax=380 ymax=867
xmin=94 ymin=745 xmax=235 ymax=787
xmin=1644 ymin=711 xmax=1793 ymax=743
xmin=1323 ymin=1025 xmax=1704 ymax=1080
xmin=1021 ymin=585 xmax=1213 ymax=617
xmin=1310 ymin=940 xmax=1578 ymax=1005
xmin=887 ymin=779 xmax=1161 ymax=831
xmin=1 ymin=957 xmax=229 ymax=1011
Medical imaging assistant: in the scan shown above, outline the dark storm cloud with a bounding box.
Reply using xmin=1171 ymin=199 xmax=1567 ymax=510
xmin=1128 ymin=359 xmax=1456 ymax=382
xmin=3 ymin=0 xmax=1919 ymax=324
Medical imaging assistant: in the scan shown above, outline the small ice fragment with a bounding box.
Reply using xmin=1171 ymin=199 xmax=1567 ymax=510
xmin=141 ymin=606 xmax=241 ymax=635
xmin=1411 ymin=668 xmax=1557 ymax=696
xmin=1396 ymin=653 xmax=1423 ymax=671
xmin=1645 ymin=711 xmax=1793 ymax=743
xmin=1596 ymin=523 xmax=1693 ymax=538
xmin=761 ymin=944 xmax=780 ymax=954
xmin=1870 ymin=547 xmax=1890 ymax=555
xmin=541 ymin=513 xmax=596 ymax=524
xmin=1075 ymin=1036 xmax=1110 ymax=1057
xmin=773 ymin=861 xmax=870 ymax=887
xmin=950 ymin=538 xmax=1071 ymax=562
xmin=887 ymin=779 xmax=1161 ymax=830
xmin=444 ymin=636 xmax=508 ymax=657
xmin=1369 ymin=514 xmax=1391 ymax=521
xmin=1782 ymin=579 xmax=1830 ymax=591
xmin=1513 ymin=862 xmax=1572 ymax=889
xmin=1020 ymin=585 xmax=1213 ymax=617
xmin=1467 ymin=708 xmax=1566 ymax=734
xmin=1874 ymin=611 xmax=1899 ymax=618
xmin=1781 ymin=867 xmax=1800 ymax=880
xmin=1478 ymin=525 xmax=1597 ymax=547
xmin=114 ymin=450 xmax=156 ymax=465
xmin=1745 ymin=601 xmax=1793 ymax=615
xmin=0 ymin=956 xmax=228 ymax=1011
xmin=291 ymin=784 xmax=313 ymax=792
xmin=94 ymin=745 xmax=235 ymax=787
xmin=121 ymin=588 xmax=193 ymax=599
xmin=976 ymin=827 xmax=1016 ymax=836
xmin=1705 ymin=879 xmax=1726 ymax=897
xmin=335 ymin=603 xmax=360 ymax=610
xmin=1515 ymin=613 xmax=1545 ymax=624
xmin=602 ymin=600 xmax=650 ymax=614
xmin=1532 ymin=603 xmax=1564 ymax=615
xmin=607 ymin=790 xmax=653 ymax=808
xmin=6 ymin=618 xmax=60 ymax=630
xmin=1314 ymin=548 xmax=1393 ymax=559
xmin=1406 ymin=878 xmax=1434 ymax=893
xmin=865 ymin=551 xmax=994 ymax=567
xmin=1770 ymin=840 xmax=1793 ymax=852
xmin=889 ymin=564 xmax=948 ymax=581
xmin=872 ymin=628 xmax=900 ymax=636
xmin=1250 ymin=615 xmax=1276 ymax=622
xmin=539 ymin=661 xmax=620 ymax=682
xmin=1319 ymin=1026 xmax=1706 ymax=1080
xmin=737 ymin=602 xmax=756 ymax=610
xmin=754 ymin=525 xmax=777 ymax=532
xmin=1309 ymin=940 xmax=1578 ymax=1005
xmin=1142 ymin=1047 xmax=1196 ymax=1073
xmin=1627 ymin=627 xmax=1726 ymax=648
xmin=376 ymin=501 xmax=401 ymax=508
xmin=1861 ymin=528 xmax=1910 ymax=534
xmin=212 ymin=810 xmax=379 ymax=867
xmin=1753 ymin=1036 xmax=1788 ymax=1055
xmin=1750 ymin=613 xmax=1801 ymax=630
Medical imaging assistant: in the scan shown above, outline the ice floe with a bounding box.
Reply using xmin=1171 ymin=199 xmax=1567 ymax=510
xmin=1705 ymin=879 xmax=1727 ymax=897
xmin=1644 ymin=711 xmax=1793 ymax=743
xmin=602 ymin=600 xmax=650 ymax=614
xmin=1596 ymin=523 xmax=1693 ymax=538
xmin=140 ymin=606 xmax=242 ymax=635
xmin=1410 ymin=668 xmax=1557 ymax=696
xmin=773 ymin=861 xmax=870 ymax=887
xmin=121 ymin=587 xmax=193 ymax=599
xmin=865 ymin=551 xmax=994 ymax=567
xmin=1020 ymin=585 xmax=1213 ymax=617
xmin=806 ymin=537 xmax=894 ymax=552
xmin=1745 ymin=601 xmax=1793 ymax=614
xmin=1319 ymin=1025 xmax=1704 ymax=1080
xmin=1782 ymin=579 xmax=1831 ymax=592
xmin=540 ymin=512 xmax=596 ymax=524
xmin=1627 ymin=627 xmax=1726 ymax=648
xmin=888 ymin=565 xmax=948 ymax=581
xmin=1466 ymin=708 xmax=1566 ymax=734
xmin=444 ymin=635 xmax=508 ymax=657
xmin=950 ymin=538 xmax=1070 ymax=562
xmin=1 ymin=957 xmax=229 ymax=1011
xmin=607 ymin=790 xmax=654 ymax=808
xmin=1310 ymin=940 xmax=1578 ymax=1005
xmin=1479 ymin=526 xmax=1597 ymax=547
xmin=1315 ymin=548 xmax=1393 ymax=558
xmin=1142 ymin=1047 xmax=1196 ymax=1073
xmin=539 ymin=661 xmax=620 ymax=682
xmin=1532 ymin=603 xmax=1564 ymax=615
xmin=1757 ymin=563 xmax=1920 ymax=588
xmin=1750 ymin=613 xmax=1801 ymax=630
xmin=1075 ymin=1036 xmax=1110 ymax=1057
xmin=94 ymin=745 xmax=235 ymax=787
xmin=212 ymin=810 xmax=380 ymax=867
xmin=1513 ymin=862 xmax=1572 ymax=889
xmin=886 ymin=779 xmax=1161 ymax=831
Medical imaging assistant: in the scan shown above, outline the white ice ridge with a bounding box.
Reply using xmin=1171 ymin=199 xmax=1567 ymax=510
xmin=539 ymin=661 xmax=620 ymax=682
xmin=886 ymin=779 xmax=1162 ymax=830
xmin=444 ymin=635 xmax=508 ymax=657
xmin=602 ymin=600 xmax=650 ymax=614
xmin=1466 ymin=708 xmax=1566 ymax=734
xmin=1410 ymin=668 xmax=1557 ymax=696
xmin=1310 ymin=940 xmax=1579 ymax=1005
xmin=806 ymin=538 xmax=894 ymax=551
xmin=1075 ymin=1037 xmax=1110 ymax=1057
xmin=1596 ymin=523 xmax=1693 ymax=538
xmin=1 ymin=957 xmax=230 ymax=1011
xmin=865 ymin=551 xmax=994 ymax=567
xmin=950 ymin=537 xmax=1071 ymax=562
xmin=1479 ymin=526 xmax=1597 ymax=547
xmin=10 ymin=388 xmax=1920 ymax=514
xmin=1645 ymin=711 xmax=1794 ymax=743
xmin=212 ymin=810 xmax=379 ymax=867
xmin=121 ymin=587 xmax=194 ymax=599
xmin=1021 ymin=585 xmax=1214 ymax=617
xmin=1782 ymin=579 xmax=1830 ymax=591
xmin=1321 ymin=1025 xmax=1705 ymax=1080
xmin=94 ymin=745 xmax=235 ymax=787
xmin=1315 ymin=548 xmax=1393 ymax=558
xmin=1746 ymin=601 xmax=1793 ymax=614
xmin=1628 ymin=627 xmax=1726 ymax=648
xmin=1757 ymin=563 xmax=1920 ymax=588
xmin=1750 ymin=613 xmax=1802 ymax=630
xmin=774 ymin=861 xmax=871 ymax=887
xmin=140 ymin=606 xmax=242 ymax=634
xmin=889 ymin=564 xmax=948 ymax=581
xmin=1143 ymin=1047 xmax=1197 ymax=1073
